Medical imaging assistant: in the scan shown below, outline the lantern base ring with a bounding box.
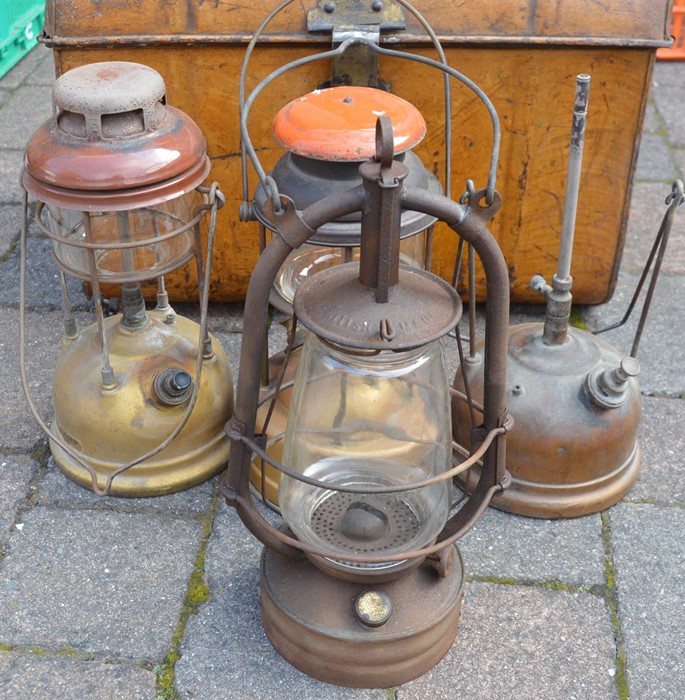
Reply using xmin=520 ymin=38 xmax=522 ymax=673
xmin=260 ymin=542 xmax=465 ymax=688
xmin=457 ymin=441 xmax=641 ymax=519
xmin=49 ymin=426 xmax=230 ymax=497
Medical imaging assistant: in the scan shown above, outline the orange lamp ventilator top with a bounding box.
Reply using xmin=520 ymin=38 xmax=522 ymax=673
xmin=273 ymin=86 xmax=426 ymax=161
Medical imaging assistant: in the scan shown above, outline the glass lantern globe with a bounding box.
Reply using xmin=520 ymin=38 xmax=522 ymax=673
xmin=279 ymin=332 xmax=452 ymax=577
xmin=45 ymin=195 xmax=197 ymax=284
xmin=272 ymin=236 xmax=427 ymax=309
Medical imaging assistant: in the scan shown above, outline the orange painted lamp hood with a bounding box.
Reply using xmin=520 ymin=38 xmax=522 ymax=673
xmin=272 ymin=86 xmax=426 ymax=161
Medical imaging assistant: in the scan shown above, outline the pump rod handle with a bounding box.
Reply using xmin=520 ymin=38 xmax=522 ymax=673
xmin=557 ymin=74 xmax=590 ymax=282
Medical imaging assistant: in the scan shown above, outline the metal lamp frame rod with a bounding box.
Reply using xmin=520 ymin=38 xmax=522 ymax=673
xmin=557 ymin=74 xmax=590 ymax=282
xmin=532 ymin=74 xmax=590 ymax=345
xmin=592 ymin=179 xmax=684 ymax=358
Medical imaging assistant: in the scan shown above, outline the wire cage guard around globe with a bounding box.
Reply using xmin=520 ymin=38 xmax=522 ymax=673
xmin=32 ymin=195 xmax=205 ymax=285
xmin=234 ymin=390 xmax=511 ymax=569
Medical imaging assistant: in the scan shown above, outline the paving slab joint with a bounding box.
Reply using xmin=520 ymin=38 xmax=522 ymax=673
xmin=18 ymin=445 xmax=50 ymax=512
xmin=601 ymin=511 xmax=629 ymax=700
xmin=640 ymin=389 xmax=685 ymax=399
xmin=647 ymin=99 xmax=669 ymax=139
xmin=0 ymin=449 xmax=48 ymax=564
xmin=467 ymin=574 xmax=603 ymax=597
xmin=28 ymin=444 xmax=49 ymax=472
xmin=156 ymin=489 xmax=221 ymax=700
xmin=0 ymin=643 xmax=95 ymax=660
xmin=0 ymin=240 xmax=16 ymax=265
xmin=623 ymin=497 xmax=685 ymax=509
xmin=642 ymin=97 xmax=684 ymax=181
xmin=569 ymin=305 xmax=589 ymax=331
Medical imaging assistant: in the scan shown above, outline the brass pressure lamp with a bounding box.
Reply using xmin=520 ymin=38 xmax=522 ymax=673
xmin=20 ymin=61 xmax=233 ymax=496
xmin=453 ymin=75 xmax=646 ymax=518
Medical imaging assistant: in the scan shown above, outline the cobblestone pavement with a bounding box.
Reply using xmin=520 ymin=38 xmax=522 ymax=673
xmin=0 ymin=44 xmax=683 ymax=700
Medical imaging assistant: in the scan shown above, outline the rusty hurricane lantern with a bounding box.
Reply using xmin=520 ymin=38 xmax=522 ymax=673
xmin=20 ymin=61 xmax=233 ymax=496
xmin=222 ymin=114 xmax=511 ymax=686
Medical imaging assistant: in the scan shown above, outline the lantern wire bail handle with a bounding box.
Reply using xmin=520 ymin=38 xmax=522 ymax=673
xmin=237 ymin=0 xmax=500 ymax=209
xmin=18 ymin=177 xmax=225 ymax=496
xmin=592 ymin=178 xmax=684 ymax=358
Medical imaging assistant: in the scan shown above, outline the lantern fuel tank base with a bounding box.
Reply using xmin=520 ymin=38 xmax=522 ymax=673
xmin=49 ymin=311 xmax=233 ymax=497
xmin=453 ymin=324 xmax=642 ymax=518
xmin=457 ymin=442 xmax=641 ymax=519
xmin=260 ymin=544 xmax=464 ymax=688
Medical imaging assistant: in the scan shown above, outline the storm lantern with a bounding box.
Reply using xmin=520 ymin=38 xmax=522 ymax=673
xmin=222 ymin=117 xmax=512 ymax=687
xmin=20 ymin=61 xmax=233 ymax=496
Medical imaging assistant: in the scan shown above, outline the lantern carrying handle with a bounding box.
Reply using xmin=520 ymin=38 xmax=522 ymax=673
xmin=591 ymin=179 xmax=685 ymax=358
xmin=18 ymin=181 xmax=225 ymax=496
xmin=238 ymin=0 xmax=456 ymax=206
xmin=222 ymin=164 xmax=510 ymax=562
xmin=237 ymin=0 xmax=500 ymax=207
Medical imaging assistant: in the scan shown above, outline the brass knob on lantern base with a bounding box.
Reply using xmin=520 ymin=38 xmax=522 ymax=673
xmin=586 ymin=357 xmax=640 ymax=409
xmin=153 ymin=368 xmax=193 ymax=406
xmin=354 ymin=590 xmax=393 ymax=628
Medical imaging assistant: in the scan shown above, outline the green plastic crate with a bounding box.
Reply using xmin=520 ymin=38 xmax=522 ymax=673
xmin=0 ymin=1 xmax=46 ymax=79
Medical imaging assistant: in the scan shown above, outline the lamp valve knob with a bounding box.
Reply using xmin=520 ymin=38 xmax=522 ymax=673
xmin=153 ymin=367 xmax=193 ymax=406
xmin=586 ymin=357 xmax=640 ymax=409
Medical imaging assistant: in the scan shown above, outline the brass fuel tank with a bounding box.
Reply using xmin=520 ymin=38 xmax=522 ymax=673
xmin=453 ymin=323 xmax=641 ymax=518
xmin=51 ymin=311 xmax=233 ymax=496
